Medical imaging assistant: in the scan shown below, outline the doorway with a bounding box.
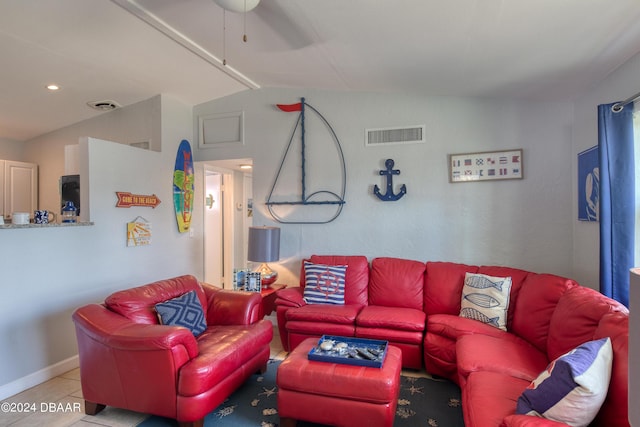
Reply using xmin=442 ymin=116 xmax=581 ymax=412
xmin=202 ymin=160 xmax=253 ymax=289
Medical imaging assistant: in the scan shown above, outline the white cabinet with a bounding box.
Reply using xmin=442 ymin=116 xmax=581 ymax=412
xmin=1 ymin=160 xmax=38 ymax=219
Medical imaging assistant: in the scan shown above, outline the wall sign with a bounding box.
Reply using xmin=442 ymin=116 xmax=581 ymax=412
xmin=127 ymin=216 xmax=152 ymax=247
xmin=116 ymin=192 xmax=161 ymax=208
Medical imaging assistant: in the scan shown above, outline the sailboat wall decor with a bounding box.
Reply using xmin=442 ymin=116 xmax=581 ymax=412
xmin=266 ymin=98 xmax=347 ymax=224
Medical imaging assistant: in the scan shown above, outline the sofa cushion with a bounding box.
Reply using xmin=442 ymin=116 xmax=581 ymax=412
xmin=510 ymin=273 xmax=576 ymax=353
xmin=457 ymin=333 xmax=549 ymax=386
xmin=286 ymin=303 xmax=361 ymax=324
xmin=178 ymin=320 xmax=273 ymax=396
xmin=105 ymin=275 xmax=207 ymax=324
xmin=478 ymin=265 xmax=530 ymax=328
xmin=305 ymin=255 xmax=370 ymax=306
xmin=547 ymin=285 xmax=627 ymax=361
xmin=424 ymin=262 xmax=479 ymax=316
xmin=462 ymin=370 xmax=531 ymax=427
xmin=368 ymin=257 xmax=425 ymax=310
xmin=155 ymin=290 xmax=207 ymax=336
xmin=356 ymin=305 xmax=425 ymax=332
xmin=460 ymin=273 xmax=512 ymax=330
xmin=424 ymin=313 xmax=508 ymax=382
xmin=303 ymin=261 xmax=346 ymax=305
xmin=516 ymin=337 xmax=613 ymax=427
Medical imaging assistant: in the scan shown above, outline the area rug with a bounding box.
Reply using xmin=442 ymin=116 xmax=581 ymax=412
xmin=137 ymin=359 xmax=464 ymax=427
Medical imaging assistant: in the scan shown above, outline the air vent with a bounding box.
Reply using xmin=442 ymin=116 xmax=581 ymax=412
xmin=87 ymin=100 xmax=122 ymax=111
xmin=365 ymin=125 xmax=426 ymax=147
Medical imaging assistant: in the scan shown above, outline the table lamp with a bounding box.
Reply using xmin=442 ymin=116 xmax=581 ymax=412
xmin=248 ymin=226 xmax=280 ymax=286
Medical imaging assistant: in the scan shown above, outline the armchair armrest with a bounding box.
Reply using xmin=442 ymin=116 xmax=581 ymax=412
xmin=501 ymin=415 xmax=570 ymax=427
xmin=72 ymin=304 xmax=198 ymax=411
xmin=73 ymin=304 xmax=198 ymax=358
xmin=206 ymin=288 xmax=263 ymax=325
xmin=275 ymin=287 xmax=306 ymax=308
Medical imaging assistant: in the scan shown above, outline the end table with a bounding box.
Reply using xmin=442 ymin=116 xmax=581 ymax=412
xmin=260 ymin=283 xmax=287 ymax=316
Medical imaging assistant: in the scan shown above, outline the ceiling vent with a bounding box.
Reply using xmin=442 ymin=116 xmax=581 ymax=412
xmin=365 ymin=125 xmax=426 ymax=147
xmin=87 ymin=100 xmax=122 ymax=111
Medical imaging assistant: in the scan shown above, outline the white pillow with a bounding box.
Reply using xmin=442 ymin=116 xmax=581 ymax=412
xmin=516 ymin=337 xmax=613 ymax=427
xmin=459 ymin=272 xmax=512 ymax=330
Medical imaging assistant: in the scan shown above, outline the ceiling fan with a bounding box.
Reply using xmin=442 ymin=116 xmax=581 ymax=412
xmin=213 ymin=0 xmax=260 ymax=13
xmin=212 ymin=0 xmax=314 ymax=50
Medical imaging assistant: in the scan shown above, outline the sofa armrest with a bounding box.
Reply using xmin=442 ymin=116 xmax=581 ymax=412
xmin=275 ymin=287 xmax=306 ymax=308
xmin=207 ymin=289 xmax=263 ymax=325
xmin=501 ymin=415 xmax=570 ymax=427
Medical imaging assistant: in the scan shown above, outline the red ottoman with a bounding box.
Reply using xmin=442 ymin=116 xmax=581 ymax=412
xmin=277 ymin=338 xmax=402 ymax=427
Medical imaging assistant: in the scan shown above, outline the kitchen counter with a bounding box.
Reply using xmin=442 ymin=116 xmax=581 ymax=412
xmin=0 ymin=222 xmax=94 ymax=229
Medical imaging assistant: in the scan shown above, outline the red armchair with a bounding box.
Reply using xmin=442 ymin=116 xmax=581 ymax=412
xmin=72 ymin=275 xmax=273 ymax=427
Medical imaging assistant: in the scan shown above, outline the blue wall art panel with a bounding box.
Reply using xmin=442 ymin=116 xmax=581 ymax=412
xmin=578 ymin=145 xmax=599 ymax=221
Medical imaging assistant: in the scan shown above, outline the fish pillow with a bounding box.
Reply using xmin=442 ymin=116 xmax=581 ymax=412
xmin=459 ymin=272 xmax=512 ymax=331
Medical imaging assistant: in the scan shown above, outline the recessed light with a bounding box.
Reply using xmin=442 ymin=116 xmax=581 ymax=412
xmin=239 ymin=164 xmax=252 ymax=169
xmin=46 ymin=84 xmax=60 ymax=91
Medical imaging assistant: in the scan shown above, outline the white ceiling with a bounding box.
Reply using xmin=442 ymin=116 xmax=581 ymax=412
xmin=2 ymin=0 xmax=640 ymax=142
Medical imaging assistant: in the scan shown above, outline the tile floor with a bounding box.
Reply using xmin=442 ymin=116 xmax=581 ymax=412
xmin=1 ymin=318 xmax=287 ymax=427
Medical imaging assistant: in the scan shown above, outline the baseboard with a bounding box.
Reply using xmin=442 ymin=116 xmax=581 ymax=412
xmin=0 ymin=355 xmax=79 ymax=400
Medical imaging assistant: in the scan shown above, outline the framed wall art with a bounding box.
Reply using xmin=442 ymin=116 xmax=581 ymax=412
xmin=577 ymin=145 xmax=599 ymax=221
xmin=449 ymin=149 xmax=523 ymax=183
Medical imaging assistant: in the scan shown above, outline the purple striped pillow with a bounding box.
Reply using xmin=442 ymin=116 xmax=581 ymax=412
xmin=516 ymin=337 xmax=613 ymax=426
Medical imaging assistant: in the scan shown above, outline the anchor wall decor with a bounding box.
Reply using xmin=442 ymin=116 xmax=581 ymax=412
xmin=373 ymin=159 xmax=406 ymax=201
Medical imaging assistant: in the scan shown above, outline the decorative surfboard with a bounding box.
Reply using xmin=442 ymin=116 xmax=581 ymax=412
xmin=173 ymin=139 xmax=194 ymax=233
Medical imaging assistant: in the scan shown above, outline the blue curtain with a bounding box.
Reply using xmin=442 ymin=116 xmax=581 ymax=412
xmin=598 ymin=102 xmax=635 ymax=307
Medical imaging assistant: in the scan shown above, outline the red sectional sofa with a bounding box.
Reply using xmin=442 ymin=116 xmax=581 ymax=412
xmin=72 ymin=275 xmax=273 ymax=427
xmin=274 ymin=256 xmax=630 ymax=427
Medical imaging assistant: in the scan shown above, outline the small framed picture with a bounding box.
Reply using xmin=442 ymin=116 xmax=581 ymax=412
xmin=449 ymin=149 xmax=523 ymax=183
xmin=245 ymin=272 xmax=262 ymax=292
xmin=233 ymin=268 xmax=249 ymax=291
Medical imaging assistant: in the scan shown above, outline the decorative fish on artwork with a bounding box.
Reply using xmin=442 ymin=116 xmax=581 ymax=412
xmin=465 ymin=275 xmax=504 ymax=291
xmin=463 ymin=293 xmax=500 ymax=308
xmin=460 ymin=308 xmax=499 ymax=328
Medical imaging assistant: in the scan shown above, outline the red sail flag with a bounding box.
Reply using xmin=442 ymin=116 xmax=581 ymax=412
xmin=116 ymin=192 xmax=161 ymax=208
xmin=276 ymin=102 xmax=303 ymax=112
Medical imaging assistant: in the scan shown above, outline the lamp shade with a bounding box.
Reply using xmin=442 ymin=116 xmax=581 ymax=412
xmin=248 ymin=226 xmax=280 ymax=263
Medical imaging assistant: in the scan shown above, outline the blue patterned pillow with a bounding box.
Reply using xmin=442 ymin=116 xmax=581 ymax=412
xmin=155 ymin=290 xmax=207 ymax=337
xmin=303 ymin=261 xmax=347 ymax=305
xmin=516 ymin=337 xmax=613 ymax=427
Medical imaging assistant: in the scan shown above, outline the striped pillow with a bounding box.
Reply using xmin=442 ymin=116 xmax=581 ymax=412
xmin=303 ymin=261 xmax=347 ymax=305
xmin=516 ymin=337 xmax=613 ymax=426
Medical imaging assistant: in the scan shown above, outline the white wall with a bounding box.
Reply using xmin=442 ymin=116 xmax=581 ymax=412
xmin=194 ymin=88 xmax=575 ymax=286
xmin=0 ymin=138 xmax=25 ymax=160
xmin=23 ymin=96 xmax=161 ymax=215
xmin=0 ymin=95 xmax=200 ymax=399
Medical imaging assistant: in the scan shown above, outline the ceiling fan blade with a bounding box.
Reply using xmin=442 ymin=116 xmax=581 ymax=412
xmin=254 ymin=1 xmax=315 ymax=50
